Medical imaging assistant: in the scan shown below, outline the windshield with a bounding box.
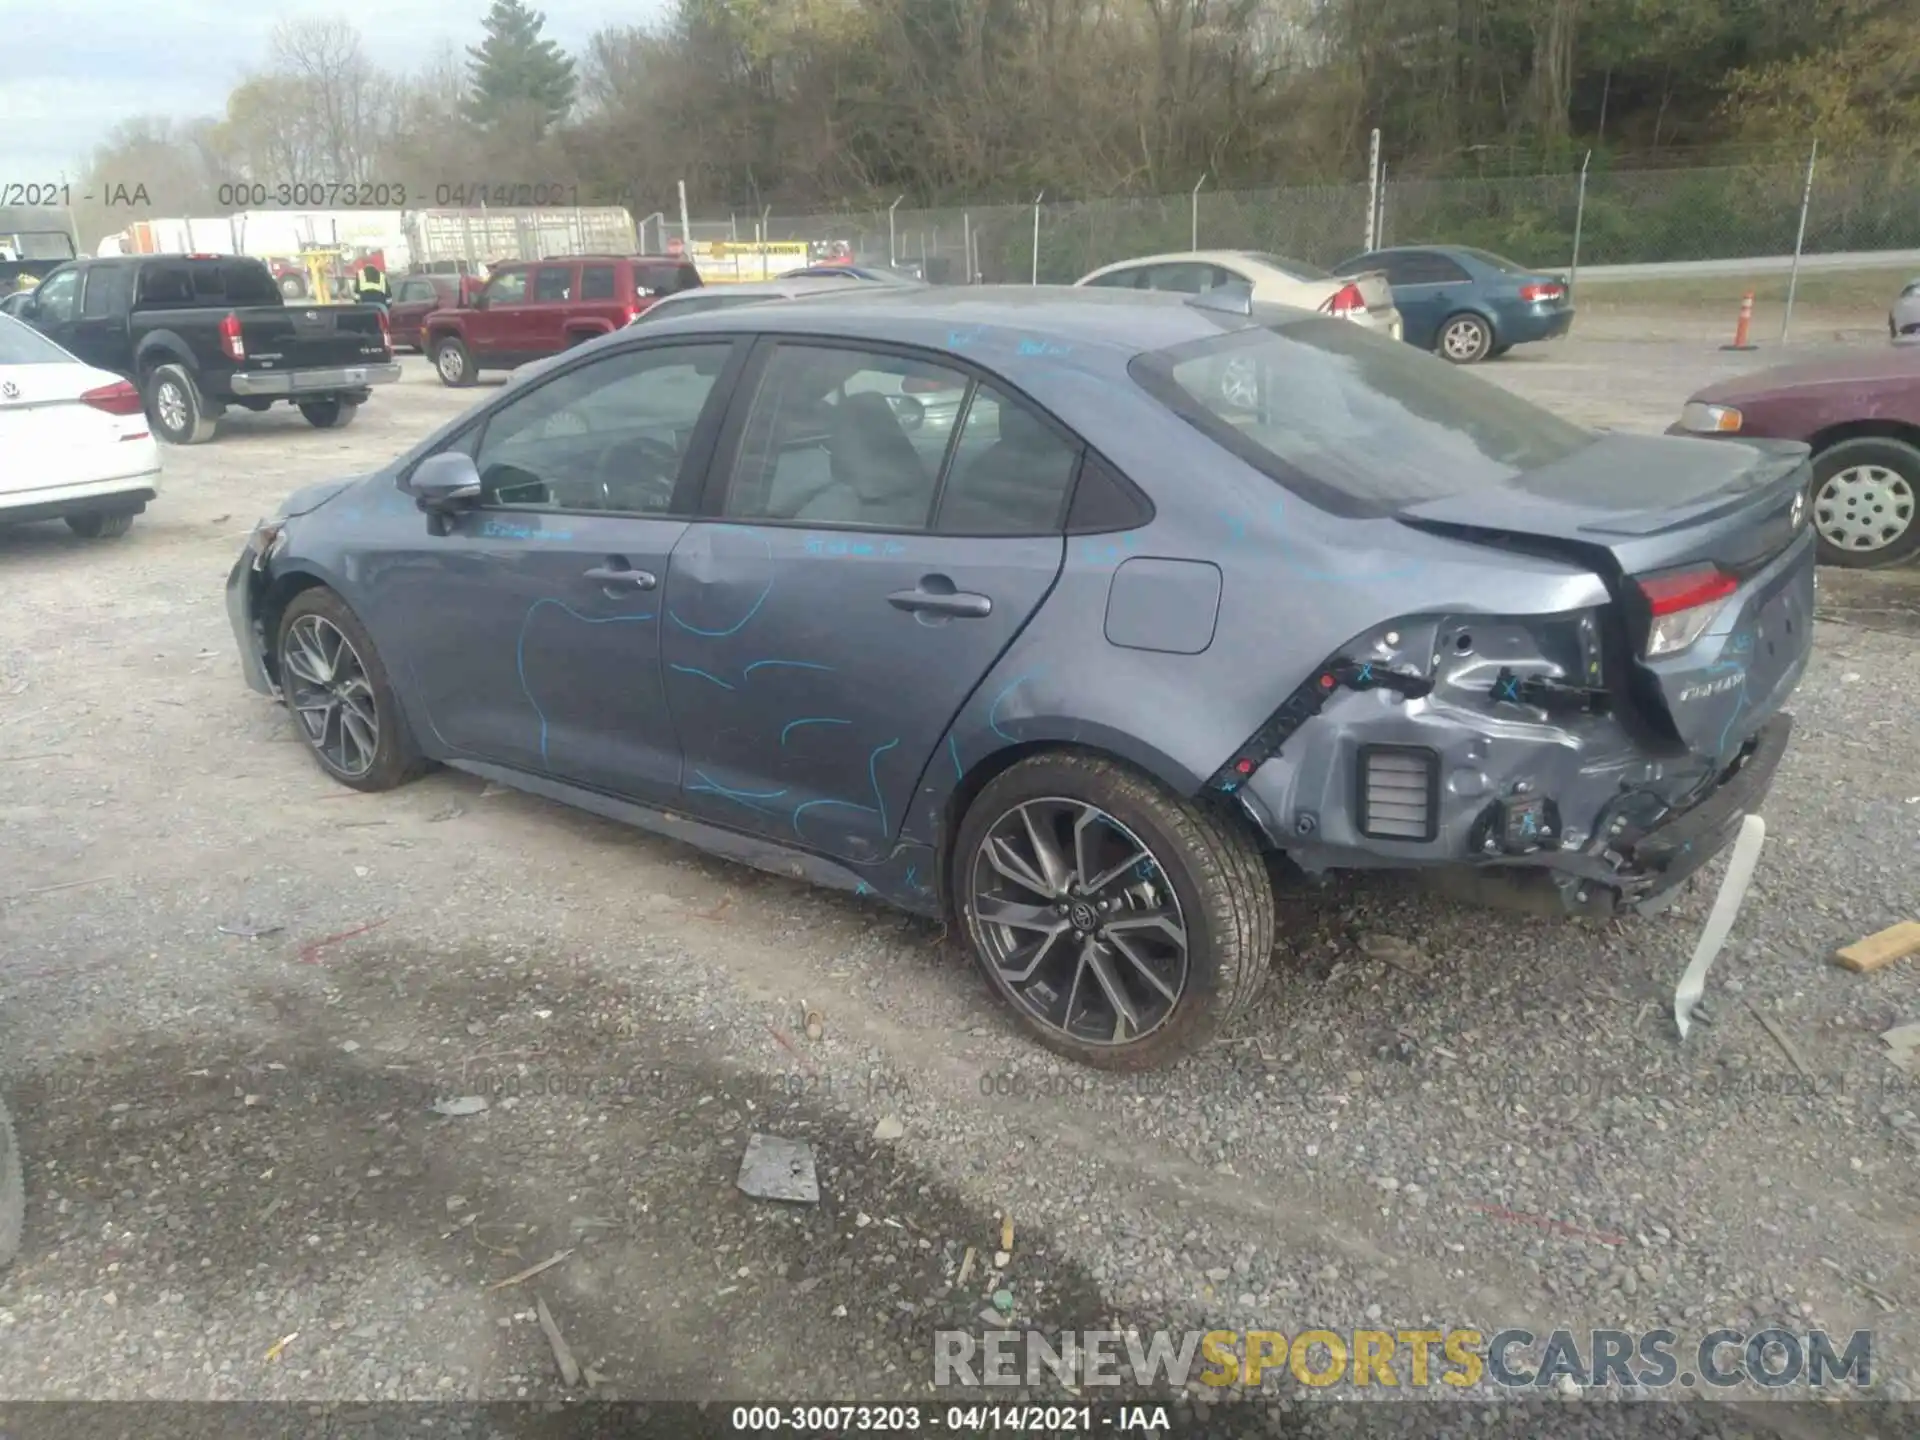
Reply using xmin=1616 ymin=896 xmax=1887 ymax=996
xmin=1131 ymin=315 xmax=1593 ymax=516
xmin=0 ymin=313 xmax=72 ymax=363
xmin=1245 ymin=252 xmax=1331 ymax=282
xmin=0 ymin=230 xmax=77 ymax=261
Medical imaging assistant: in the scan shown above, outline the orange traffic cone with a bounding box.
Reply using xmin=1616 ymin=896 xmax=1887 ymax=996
xmin=1721 ymin=291 xmax=1759 ymax=352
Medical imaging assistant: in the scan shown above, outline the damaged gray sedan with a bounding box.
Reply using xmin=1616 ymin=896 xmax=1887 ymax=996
xmin=225 ymin=286 xmax=1814 ymax=1069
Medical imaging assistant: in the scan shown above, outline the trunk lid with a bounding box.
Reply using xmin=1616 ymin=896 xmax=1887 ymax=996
xmin=0 ymin=361 xmax=149 ymax=494
xmin=235 ymin=304 xmax=389 ymax=371
xmin=1396 ymin=432 xmax=1816 ymax=759
xmin=1337 ymin=270 xmax=1396 ymax=318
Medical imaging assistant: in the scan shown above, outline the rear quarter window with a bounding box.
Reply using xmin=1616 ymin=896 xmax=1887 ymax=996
xmin=1131 ymin=316 xmax=1593 ymax=516
xmin=222 ymin=262 xmax=281 ymax=304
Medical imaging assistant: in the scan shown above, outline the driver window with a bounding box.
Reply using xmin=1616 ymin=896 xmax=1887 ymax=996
xmin=472 ymin=343 xmax=732 ymax=515
xmin=484 ymin=270 xmax=528 ymax=306
xmin=32 ymin=268 xmax=80 ymax=323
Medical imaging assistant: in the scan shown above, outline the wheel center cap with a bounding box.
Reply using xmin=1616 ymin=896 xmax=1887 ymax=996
xmin=1068 ymin=901 xmax=1097 ymax=932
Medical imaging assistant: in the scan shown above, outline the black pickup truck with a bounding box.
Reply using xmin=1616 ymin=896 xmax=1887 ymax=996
xmin=14 ymin=254 xmax=400 ymax=444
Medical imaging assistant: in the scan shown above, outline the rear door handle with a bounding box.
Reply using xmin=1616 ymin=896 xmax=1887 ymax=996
xmin=888 ymin=587 xmax=992 ymax=618
xmin=583 ymin=564 xmax=657 ymax=590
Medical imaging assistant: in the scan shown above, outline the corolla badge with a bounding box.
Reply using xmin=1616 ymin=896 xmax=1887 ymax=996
xmin=1791 ymin=491 xmax=1807 ymax=528
xmin=0 ymin=380 xmax=17 ymax=400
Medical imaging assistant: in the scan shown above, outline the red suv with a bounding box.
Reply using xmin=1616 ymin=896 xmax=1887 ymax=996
xmin=424 ymin=255 xmax=703 ymax=387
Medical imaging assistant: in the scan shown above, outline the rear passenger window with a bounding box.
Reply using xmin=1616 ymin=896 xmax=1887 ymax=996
xmin=81 ymin=266 xmax=131 ymax=318
xmin=189 ymin=265 xmax=226 ymax=300
xmin=580 ymin=265 xmax=615 ymax=300
xmin=532 ymin=267 xmax=574 ymax=302
xmin=222 ymin=263 xmax=280 ymax=304
xmin=937 ymin=385 xmax=1079 ymax=535
xmin=137 ymin=266 xmax=195 ymax=305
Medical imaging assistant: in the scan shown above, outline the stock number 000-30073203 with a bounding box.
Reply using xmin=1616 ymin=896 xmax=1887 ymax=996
xmin=216 ymin=182 xmax=409 ymax=209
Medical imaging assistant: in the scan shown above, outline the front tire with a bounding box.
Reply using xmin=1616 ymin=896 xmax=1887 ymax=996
xmin=65 ymin=511 xmax=135 ymax=539
xmin=433 ymin=336 xmax=476 ymax=387
xmin=953 ymin=753 xmax=1273 ymax=1070
xmin=299 ymin=398 xmax=359 ymax=430
xmin=1437 ymin=312 xmax=1494 ymax=365
xmin=275 ymin=589 xmax=428 ymax=793
xmin=1809 ymin=436 xmax=1920 ymax=568
xmin=143 ymin=364 xmax=218 ymax=445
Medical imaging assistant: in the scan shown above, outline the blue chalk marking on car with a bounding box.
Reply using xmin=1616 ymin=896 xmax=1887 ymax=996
xmin=744 ymin=659 xmax=833 ymax=678
xmin=669 ymin=664 xmax=735 ymax=690
xmin=516 ymin=600 xmax=655 ymax=763
xmin=868 ymin=737 xmax=901 ymax=836
xmin=948 ymin=734 xmax=964 ymax=780
xmin=792 ymin=796 xmax=879 ymax=841
xmin=668 ymin=526 xmax=775 ymax=637
xmin=483 ymin=519 xmax=574 ymax=541
xmin=781 ymin=716 xmax=851 ymax=748
xmin=1017 ymin=338 xmax=1072 ymax=358
xmin=688 ymin=770 xmax=788 ymax=813
xmin=987 ymin=672 xmax=1040 ymax=742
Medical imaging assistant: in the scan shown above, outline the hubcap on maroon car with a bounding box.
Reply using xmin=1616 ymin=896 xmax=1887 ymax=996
xmin=1815 ymin=465 xmax=1915 ymax=553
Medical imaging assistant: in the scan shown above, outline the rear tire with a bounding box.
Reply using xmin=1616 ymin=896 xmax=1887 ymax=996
xmin=1437 ymin=312 xmax=1494 ymax=365
xmin=1809 ymin=436 xmax=1920 ymax=568
xmin=275 ymin=589 xmax=429 ymax=793
xmin=65 ymin=511 xmax=135 ymax=539
xmin=279 ymin=275 xmax=307 ymax=299
xmin=952 ymin=752 xmax=1273 ymax=1071
xmin=143 ymin=364 xmax=218 ymax=445
xmin=299 ymin=399 xmax=359 ymax=430
xmin=433 ymin=336 xmax=476 ymax=387
xmin=0 ymin=1092 xmax=22 ymax=1268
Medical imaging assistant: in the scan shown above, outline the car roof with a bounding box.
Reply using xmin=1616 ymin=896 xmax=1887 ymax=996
xmin=661 ymin=276 xmax=853 ymax=302
xmin=1083 ymin=250 xmax=1299 ymax=274
xmin=641 ymin=283 xmax=1281 ymax=363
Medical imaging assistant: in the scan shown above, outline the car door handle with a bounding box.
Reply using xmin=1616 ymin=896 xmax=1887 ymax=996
xmin=583 ymin=564 xmax=656 ymax=589
xmin=888 ymin=586 xmax=992 ymax=618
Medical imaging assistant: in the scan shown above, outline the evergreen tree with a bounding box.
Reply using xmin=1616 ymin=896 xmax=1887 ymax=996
xmin=464 ymin=0 xmax=577 ymax=132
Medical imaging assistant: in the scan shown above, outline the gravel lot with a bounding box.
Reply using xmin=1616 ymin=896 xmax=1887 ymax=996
xmin=1 ymin=320 xmax=1916 ymax=1431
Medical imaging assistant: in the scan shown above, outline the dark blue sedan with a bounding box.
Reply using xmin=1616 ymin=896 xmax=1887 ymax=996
xmin=1333 ymin=245 xmax=1574 ymax=364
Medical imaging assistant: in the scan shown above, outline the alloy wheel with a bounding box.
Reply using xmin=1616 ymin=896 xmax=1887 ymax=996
xmin=1441 ymin=317 xmax=1489 ymax=362
xmin=437 ymin=346 xmax=465 ymax=383
xmin=967 ymin=798 xmax=1190 ymax=1046
xmin=1814 ymin=465 xmax=1915 ymax=553
xmin=282 ymin=615 xmax=380 ymax=778
xmin=155 ymin=381 xmax=188 ymax=434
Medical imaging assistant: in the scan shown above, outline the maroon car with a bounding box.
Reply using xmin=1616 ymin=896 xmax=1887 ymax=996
xmin=423 ymin=255 xmax=702 ymax=386
xmin=1673 ymin=347 xmax=1919 ymax=568
xmin=388 ymin=274 xmax=481 ymax=353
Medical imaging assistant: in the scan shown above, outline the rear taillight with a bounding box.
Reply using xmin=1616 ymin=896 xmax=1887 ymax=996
xmin=1322 ymin=282 xmax=1366 ymax=318
xmin=1637 ymin=565 xmax=1739 ymax=657
xmin=219 ymin=311 xmax=245 ymax=362
xmin=1520 ymin=282 xmax=1565 ymax=303
xmin=79 ymin=380 xmax=145 ymax=417
xmin=376 ymin=307 xmax=391 ymax=349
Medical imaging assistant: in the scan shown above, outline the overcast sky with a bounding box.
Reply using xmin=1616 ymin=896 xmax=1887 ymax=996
xmin=0 ymin=1 xmax=656 ymax=180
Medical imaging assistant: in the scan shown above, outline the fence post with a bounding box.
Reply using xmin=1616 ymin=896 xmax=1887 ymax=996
xmin=963 ymin=212 xmax=972 ymax=282
xmin=888 ymin=196 xmax=904 ymax=267
xmin=1374 ymin=163 xmax=1387 ymax=249
xmin=677 ymin=181 xmax=692 ymax=252
xmin=1364 ymin=128 xmax=1381 ymax=253
xmin=1031 ymin=192 xmax=1044 ymax=284
xmin=1569 ymin=149 xmax=1592 ymax=296
xmin=1190 ymin=172 xmax=1207 ymax=251
xmin=1781 ymin=137 xmax=1819 ymax=346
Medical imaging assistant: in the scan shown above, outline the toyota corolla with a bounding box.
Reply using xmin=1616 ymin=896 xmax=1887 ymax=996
xmin=226 ymin=286 xmax=1815 ymax=1068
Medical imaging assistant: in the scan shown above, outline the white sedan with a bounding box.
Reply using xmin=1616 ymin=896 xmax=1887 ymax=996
xmin=0 ymin=315 xmax=160 ymax=539
xmin=1076 ymin=249 xmax=1403 ymax=341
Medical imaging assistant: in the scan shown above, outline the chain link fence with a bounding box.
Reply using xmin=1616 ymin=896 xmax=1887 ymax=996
xmin=716 ymin=147 xmax=1920 ymax=283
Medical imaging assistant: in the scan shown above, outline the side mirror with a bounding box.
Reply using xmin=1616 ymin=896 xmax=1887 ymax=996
xmin=404 ymin=451 xmax=482 ymax=513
